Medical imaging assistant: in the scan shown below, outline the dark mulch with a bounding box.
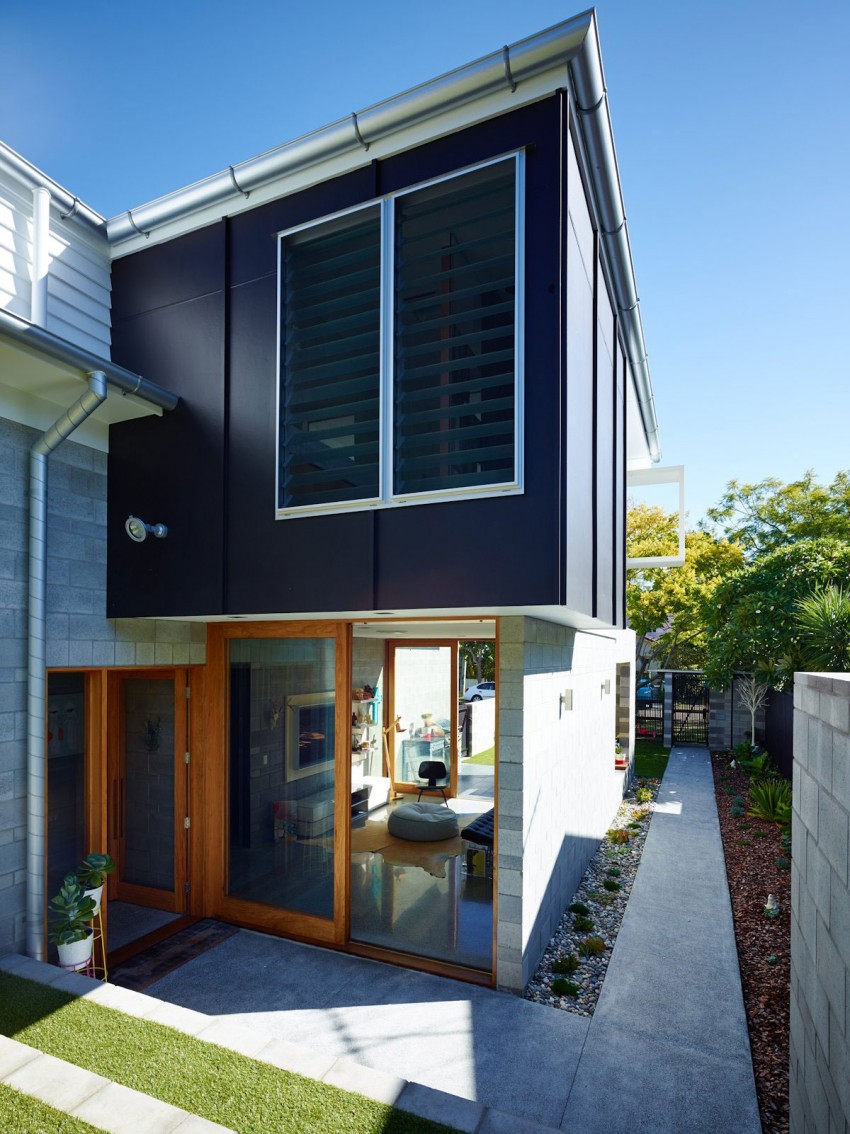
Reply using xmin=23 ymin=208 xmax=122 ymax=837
xmin=109 ymin=919 xmax=238 ymax=991
xmin=711 ymin=752 xmax=790 ymax=1134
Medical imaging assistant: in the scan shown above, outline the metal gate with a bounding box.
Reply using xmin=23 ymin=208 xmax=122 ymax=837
xmin=672 ymin=672 xmax=709 ymax=744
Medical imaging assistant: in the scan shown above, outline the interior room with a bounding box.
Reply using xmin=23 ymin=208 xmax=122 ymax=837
xmin=348 ymin=620 xmax=497 ymax=975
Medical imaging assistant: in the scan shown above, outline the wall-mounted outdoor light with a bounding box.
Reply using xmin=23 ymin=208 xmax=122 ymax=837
xmin=560 ymin=689 xmax=573 ymax=714
xmin=125 ymin=515 xmax=168 ymax=542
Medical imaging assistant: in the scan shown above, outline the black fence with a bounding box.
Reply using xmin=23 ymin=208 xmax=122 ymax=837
xmin=636 ymin=695 xmax=664 ymax=739
xmin=765 ymin=689 xmax=793 ymax=781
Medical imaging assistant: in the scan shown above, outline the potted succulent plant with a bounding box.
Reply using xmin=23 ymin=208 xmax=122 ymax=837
xmin=614 ymin=738 xmax=629 ymax=771
xmin=75 ymin=852 xmax=115 ymax=915
xmin=48 ymin=874 xmax=97 ymax=969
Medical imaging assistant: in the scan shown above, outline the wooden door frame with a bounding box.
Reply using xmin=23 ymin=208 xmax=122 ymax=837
xmin=106 ymin=669 xmax=189 ymax=914
xmin=201 ymin=621 xmax=351 ymax=948
xmin=386 ymin=639 xmax=459 ymax=797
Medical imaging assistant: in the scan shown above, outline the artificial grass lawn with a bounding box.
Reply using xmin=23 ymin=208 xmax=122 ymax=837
xmin=634 ymin=739 xmax=670 ymax=781
xmin=464 ymin=746 xmax=494 ymax=766
xmin=0 ymin=1082 xmax=105 ymax=1133
xmin=0 ymin=973 xmax=458 ymax=1134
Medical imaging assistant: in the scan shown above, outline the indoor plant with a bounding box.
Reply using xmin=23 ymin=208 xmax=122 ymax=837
xmin=48 ymin=873 xmax=96 ymax=969
xmin=75 ymin=852 xmax=115 ymax=914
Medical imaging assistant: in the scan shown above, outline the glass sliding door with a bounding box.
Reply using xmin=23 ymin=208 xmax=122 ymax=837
xmin=227 ymin=636 xmax=338 ymax=922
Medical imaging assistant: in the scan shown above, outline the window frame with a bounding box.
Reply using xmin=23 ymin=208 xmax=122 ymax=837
xmin=275 ymin=151 xmax=525 ymax=519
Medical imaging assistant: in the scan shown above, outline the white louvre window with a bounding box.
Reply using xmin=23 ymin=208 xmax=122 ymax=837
xmin=277 ymin=154 xmax=523 ymax=516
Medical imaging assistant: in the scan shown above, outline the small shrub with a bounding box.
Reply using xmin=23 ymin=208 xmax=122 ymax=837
xmin=608 ymin=829 xmax=630 ymax=845
xmin=734 ymin=741 xmax=757 ymax=761
xmin=552 ymin=954 xmax=580 ymax=975
xmin=732 ymin=796 xmax=745 ymax=808
xmin=780 ymin=826 xmax=792 ymax=855
xmin=723 ymin=785 xmax=735 ymax=796
xmin=551 ymin=978 xmax=579 ymax=997
xmin=577 ymin=936 xmax=606 ymax=957
xmin=742 ymin=751 xmax=775 ymax=780
xmin=568 ymin=902 xmax=589 ymax=916
xmin=766 ymin=954 xmax=777 ymax=965
xmin=606 ymin=866 xmax=621 ymax=877
xmin=775 ymin=855 xmax=791 ymax=870
xmin=587 ymin=889 xmax=615 ymax=906
xmin=602 ymin=878 xmax=621 ymax=892
xmin=730 ymin=805 xmax=745 ymax=817
xmin=736 ymin=838 xmax=753 ymax=846
xmin=627 ymin=821 xmax=641 ymax=830
xmin=751 ymin=830 xmax=768 ymax=839
xmin=635 ymin=787 xmax=653 ymax=804
xmin=748 ymin=778 xmax=792 ymax=825
xmin=632 ymin=808 xmax=650 ymax=822
xmin=573 ymin=915 xmax=594 ymax=933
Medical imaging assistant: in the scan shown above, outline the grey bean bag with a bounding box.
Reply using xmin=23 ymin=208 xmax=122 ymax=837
xmin=387 ymin=802 xmax=459 ymax=842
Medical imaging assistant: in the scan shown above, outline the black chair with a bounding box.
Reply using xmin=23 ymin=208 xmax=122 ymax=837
xmin=417 ymin=760 xmax=449 ymax=804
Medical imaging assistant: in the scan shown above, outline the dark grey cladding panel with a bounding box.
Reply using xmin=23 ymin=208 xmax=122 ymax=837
xmin=228 ymin=167 xmax=377 ymax=288
xmin=110 ymin=222 xmax=226 ymax=321
xmin=108 ymin=276 xmax=226 ymax=617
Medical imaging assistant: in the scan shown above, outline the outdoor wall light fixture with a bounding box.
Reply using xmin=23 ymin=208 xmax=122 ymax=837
xmin=125 ymin=515 xmax=168 ymax=542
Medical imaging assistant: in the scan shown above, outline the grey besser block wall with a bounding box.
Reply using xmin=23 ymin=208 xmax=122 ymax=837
xmin=790 ymin=672 xmax=850 ymax=1134
xmin=496 ymin=617 xmax=625 ymax=992
xmin=0 ymin=416 xmax=205 ymax=955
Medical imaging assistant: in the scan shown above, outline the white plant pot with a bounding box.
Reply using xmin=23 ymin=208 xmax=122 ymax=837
xmin=84 ymin=884 xmax=104 ymax=915
xmin=56 ymin=931 xmax=93 ymax=970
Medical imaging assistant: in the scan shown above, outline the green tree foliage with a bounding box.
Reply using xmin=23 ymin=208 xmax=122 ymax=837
xmin=459 ymin=641 xmax=494 ymax=684
xmin=704 ymin=538 xmax=850 ymax=689
xmin=627 ymin=504 xmax=744 ymax=671
xmin=795 ymin=585 xmax=850 ymax=672
xmin=705 ymin=471 xmax=850 ymax=557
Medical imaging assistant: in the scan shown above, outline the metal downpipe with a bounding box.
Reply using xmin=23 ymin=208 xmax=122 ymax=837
xmin=26 ymin=371 xmax=108 ymax=960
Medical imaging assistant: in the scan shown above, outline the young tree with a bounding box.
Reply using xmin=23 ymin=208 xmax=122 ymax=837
xmin=736 ymin=676 xmax=770 ymax=748
xmin=704 ymin=538 xmax=850 ymax=689
xmin=627 ymin=504 xmax=744 ymax=673
xmin=705 ymin=471 xmax=850 ymax=557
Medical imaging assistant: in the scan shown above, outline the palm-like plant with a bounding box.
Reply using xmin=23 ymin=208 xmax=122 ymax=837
xmin=795 ymin=585 xmax=850 ymax=671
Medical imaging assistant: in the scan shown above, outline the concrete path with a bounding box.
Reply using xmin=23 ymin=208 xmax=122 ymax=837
xmin=1 ymin=746 xmax=762 ymax=1133
xmin=561 ymin=745 xmax=762 ymax=1133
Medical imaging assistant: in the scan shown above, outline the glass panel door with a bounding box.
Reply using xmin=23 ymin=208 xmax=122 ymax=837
xmin=227 ymin=637 xmax=337 ymax=921
xmin=113 ymin=673 xmax=187 ymax=913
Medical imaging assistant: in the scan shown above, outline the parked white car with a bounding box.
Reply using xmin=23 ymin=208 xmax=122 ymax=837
xmin=464 ymin=681 xmax=496 ymax=702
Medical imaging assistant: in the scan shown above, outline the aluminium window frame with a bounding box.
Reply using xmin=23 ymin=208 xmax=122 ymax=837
xmin=275 ymin=150 xmax=525 ymax=520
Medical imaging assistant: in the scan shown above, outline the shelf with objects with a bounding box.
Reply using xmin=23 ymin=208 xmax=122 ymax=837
xmin=351 ymin=687 xmax=391 ymax=814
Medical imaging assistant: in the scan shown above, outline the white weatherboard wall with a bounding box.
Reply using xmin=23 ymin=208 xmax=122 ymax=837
xmin=0 ymin=163 xmax=111 ymax=354
xmin=496 ymin=617 xmax=629 ymax=990
xmin=0 ymin=417 xmax=205 ymax=956
xmin=790 ymin=672 xmax=850 ymax=1134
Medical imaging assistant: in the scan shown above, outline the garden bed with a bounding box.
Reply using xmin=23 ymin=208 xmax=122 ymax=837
xmin=524 ymin=774 xmax=662 ymax=1015
xmin=711 ymin=751 xmax=791 ymax=1134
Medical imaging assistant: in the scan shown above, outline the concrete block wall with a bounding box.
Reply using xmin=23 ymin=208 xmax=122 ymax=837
xmin=790 ymin=672 xmax=850 ymax=1134
xmin=0 ymin=416 xmax=206 ymax=956
xmin=496 ymin=617 xmax=628 ymax=992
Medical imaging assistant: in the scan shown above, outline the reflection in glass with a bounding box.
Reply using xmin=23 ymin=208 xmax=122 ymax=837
xmin=46 ymin=672 xmax=86 ymax=904
xmin=228 ymin=638 xmax=336 ymax=920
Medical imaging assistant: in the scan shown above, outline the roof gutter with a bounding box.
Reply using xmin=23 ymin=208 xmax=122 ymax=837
xmin=0 ymin=141 xmax=105 ymax=237
xmin=104 ymin=7 xmax=658 ymax=460
xmin=568 ymin=14 xmax=661 ymax=462
xmin=0 ymin=308 xmax=178 ymax=411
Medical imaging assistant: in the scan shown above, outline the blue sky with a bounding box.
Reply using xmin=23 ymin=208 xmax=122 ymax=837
xmin=3 ymin=0 xmax=848 ymax=526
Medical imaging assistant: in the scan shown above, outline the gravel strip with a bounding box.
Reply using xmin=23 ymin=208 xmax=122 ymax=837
xmin=524 ymin=777 xmax=661 ymax=1016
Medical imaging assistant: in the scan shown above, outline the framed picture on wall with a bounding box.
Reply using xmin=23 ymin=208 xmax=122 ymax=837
xmin=285 ymin=692 xmax=335 ymax=781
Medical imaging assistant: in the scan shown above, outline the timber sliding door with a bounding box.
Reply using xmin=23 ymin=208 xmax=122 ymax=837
xmin=205 ymin=623 xmax=350 ymax=946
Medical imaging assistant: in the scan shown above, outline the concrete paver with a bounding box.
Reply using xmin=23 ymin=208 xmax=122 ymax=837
xmin=0 ymin=746 xmax=761 ymax=1134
